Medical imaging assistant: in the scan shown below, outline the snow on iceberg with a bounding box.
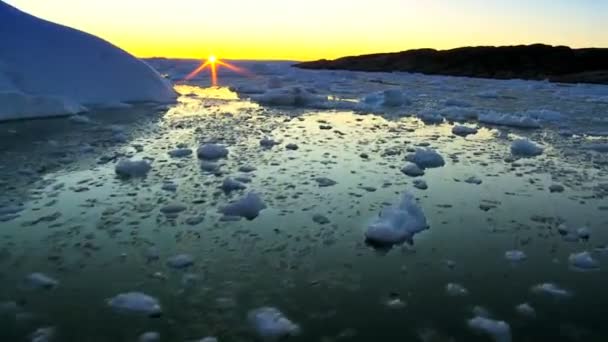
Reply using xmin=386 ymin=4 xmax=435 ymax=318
xmin=479 ymin=112 xmax=541 ymax=128
xmin=107 ymin=292 xmax=162 ymax=317
xmin=0 ymin=2 xmax=176 ymax=121
xmin=510 ymin=139 xmax=543 ymax=157
xmin=468 ymin=316 xmax=511 ymax=342
xmin=247 ymin=307 xmax=300 ymax=341
xmin=365 ymin=193 xmax=428 ymax=246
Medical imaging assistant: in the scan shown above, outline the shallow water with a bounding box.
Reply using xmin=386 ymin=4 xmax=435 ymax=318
xmin=1 ymin=64 xmax=608 ymax=341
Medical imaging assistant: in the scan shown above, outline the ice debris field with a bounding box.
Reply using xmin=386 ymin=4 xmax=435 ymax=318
xmin=2 ymin=43 xmax=608 ymax=342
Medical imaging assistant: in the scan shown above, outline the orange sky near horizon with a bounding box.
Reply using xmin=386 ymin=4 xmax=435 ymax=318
xmin=4 ymin=0 xmax=607 ymax=61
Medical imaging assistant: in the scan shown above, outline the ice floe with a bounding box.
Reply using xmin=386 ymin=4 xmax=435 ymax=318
xmin=510 ymin=139 xmax=543 ymax=157
xmin=197 ymin=144 xmax=229 ymax=160
xmin=406 ymin=148 xmax=445 ymax=169
xmin=107 ymin=292 xmax=162 ymax=317
xmin=479 ymin=112 xmax=541 ymax=128
xmin=365 ymin=193 xmax=428 ymax=246
xmin=452 ymin=125 xmax=478 ymax=137
xmin=115 ymin=159 xmax=152 ymax=178
xmin=468 ymin=316 xmax=511 ymax=342
xmin=222 ymin=177 xmax=247 ymax=193
xmin=568 ymin=251 xmax=599 ymax=271
xmin=531 ymin=283 xmax=572 ymax=298
xmin=221 ymin=192 xmax=266 ymax=220
xmin=401 ymin=163 xmax=425 ymax=177
xmin=248 ymin=307 xmax=300 ymax=341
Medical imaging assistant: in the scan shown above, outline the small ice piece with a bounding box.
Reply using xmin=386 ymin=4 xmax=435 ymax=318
xmin=505 ymin=250 xmax=527 ymax=262
xmin=222 ymin=177 xmax=246 ymax=193
xmin=576 ymin=227 xmax=590 ymax=239
xmin=515 ymin=303 xmax=536 ymax=318
xmin=510 ymin=139 xmax=543 ymax=157
xmin=385 ymin=297 xmax=406 ymax=309
xmin=166 ymin=254 xmax=194 ymax=269
xmin=25 ymin=273 xmax=58 ymax=290
xmin=107 ymin=292 xmax=162 ymax=317
xmin=315 ymin=177 xmax=337 ymax=187
xmin=285 ymin=143 xmax=299 ymax=150
xmin=401 ymin=162 xmax=424 ymax=177
xmin=248 ymin=307 xmax=300 ymax=341
xmin=200 ymin=161 xmax=220 ymax=173
xmin=568 ymin=251 xmax=599 ymax=271
xmin=464 ymin=176 xmax=482 ymax=185
xmin=549 ymin=184 xmax=565 ymax=193
xmin=381 ymin=89 xmax=409 ymax=107
xmin=406 ymin=148 xmax=445 ymax=169
xmin=181 ymin=273 xmax=199 ymax=287
xmin=221 ymin=192 xmax=266 ymax=220
xmin=413 ymin=179 xmax=428 ymax=190
xmin=365 ymin=193 xmax=428 ymax=246
xmin=145 ymin=246 xmax=160 ymax=261
xmin=531 ymin=283 xmax=572 ymax=298
xmin=452 ymin=125 xmax=478 ymax=137
xmin=445 ymin=283 xmax=468 ymax=296
xmin=197 ymin=144 xmax=229 ymax=160
xmin=29 ymin=326 xmax=55 ymax=342
xmin=260 ymin=137 xmax=279 ymax=148
xmin=468 ymin=316 xmax=511 ymax=342
xmin=139 ymin=331 xmax=160 ymax=342
xmin=479 ymin=112 xmax=541 ymax=128
xmin=196 ymin=338 xmax=218 ymax=342
xmin=115 ymin=159 xmax=151 ymax=178
xmin=69 ymin=115 xmax=92 ymax=124
xmin=160 ymin=203 xmax=187 ymax=214
xmin=168 ymin=148 xmax=192 ymax=158
xmin=419 ymin=111 xmax=444 ymax=124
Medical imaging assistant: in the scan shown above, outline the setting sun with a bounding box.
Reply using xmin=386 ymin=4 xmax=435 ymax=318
xmin=208 ymin=55 xmax=217 ymax=63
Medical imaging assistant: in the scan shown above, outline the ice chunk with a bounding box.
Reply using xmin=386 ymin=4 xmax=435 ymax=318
xmin=168 ymin=148 xmax=193 ymax=158
xmin=363 ymin=89 xmax=410 ymax=107
xmin=406 ymin=148 xmax=445 ymax=169
xmin=576 ymin=227 xmax=590 ymax=239
xmin=115 ymin=159 xmax=152 ymax=178
xmin=445 ymin=283 xmax=468 ymax=296
xmin=248 ymin=307 xmax=300 ymax=341
xmin=365 ymin=193 xmax=428 ymax=246
xmin=569 ymin=251 xmax=599 ymax=271
xmin=107 ymin=292 xmax=162 ymax=317
xmin=515 ymin=303 xmax=536 ymax=318
xmin=401 ymin=163 xmax=425 ymax=177
xmin=139 ymin=332 xmax=160 ymax=342
xmin=468 ymin=316 xmax=511 ymax=342
xmin=464 ymin=176 xmax=482 ymax=185
xmin=29 ymin=326 xmax=55 ymax=342
xmin=197 ymin=144 xmax=229 ymax=160
xmin=222 ymin=177 xmax=247 ymax=193
xmin=260 ymin=137 xmax=279 ymax=148
xmin=24 ymin=273 xmax=58 ymax=290
xmin=167 ymin=254 xmax=194 ymax=269
xmin=479 ymin=112 xmax=541 ymax=128
xmin=531 ymin=283 xmax=572 ymax=298
xmin=251 ymin=87 xmax=325 ymax=107
xmin=413 ymin=179 xmax=428 ymax=190
xmin=221 ymin=192 xmax=266 ymax=220
xmin=195 ymin=338 xmax=218 ymax=342
xmin=315 ymin=177 xmax=337 ymax=187
xmin=510 ymin=139 xmax=543 ymax=157
xmin=452 ymin=125 xmax=478 ymax=137
xmin=505 ymin=250 xmax=527 ymax=262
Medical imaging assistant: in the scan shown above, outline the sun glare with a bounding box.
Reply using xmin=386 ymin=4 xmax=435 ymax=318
xmin=183 ymin=55 xmax=251 ymax=86
xmin=208 ymin=55 xmax=217 ymax=63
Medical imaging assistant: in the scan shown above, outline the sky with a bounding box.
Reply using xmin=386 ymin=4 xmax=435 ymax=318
xmin=4 ymin=0 xmax=608 ymax=61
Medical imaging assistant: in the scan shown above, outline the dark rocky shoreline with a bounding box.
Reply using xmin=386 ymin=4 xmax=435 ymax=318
xmin=295 ymin=44 xmax=608 ymax=84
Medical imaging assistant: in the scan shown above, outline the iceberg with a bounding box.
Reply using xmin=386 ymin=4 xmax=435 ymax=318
xmin=0 ymin=2 xmax=176 ymax=121
xmin=365 ymin=193 xmax=428 ymax=246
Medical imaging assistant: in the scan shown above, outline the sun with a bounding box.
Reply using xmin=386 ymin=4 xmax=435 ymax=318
xmin=183 ymin=55 xmax=250 ymax=86
xmin=208 ymin=55 xmax=217 ymax=63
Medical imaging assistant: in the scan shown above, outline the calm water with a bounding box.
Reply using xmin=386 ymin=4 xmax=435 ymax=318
xmin=1 ymin=78 xmax=607 ymax=342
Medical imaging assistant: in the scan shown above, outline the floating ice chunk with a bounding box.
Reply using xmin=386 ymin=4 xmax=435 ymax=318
xmin=285 ymin=143 xmax=299 ymax=150
xmin=221 ymin=192 xmax=266 ymax=220
xmin=452 ymin=125 xmax=478 ymax=137
xmin=445 ymin=283 xmax=468 ymax=296
xmin=365 ymin=193 xmax=428 ymax=246
xmin=510 ymin=139 xmax=543 ymax=157
xmin=25 ymin=273 xmax=58 ymax=290
xmin=468 ymin=316 xmax=511 ymax=342
xmin=168 ymin=148 xmax=192 ymax=158
xmin=413 ymin=179 xmax=428 ymax=190
xmin=139 ymin=331 xmax=160 ymax=342
xmin=315 ymin=177 xmax=337 ymax=187
xmin=418 ymin=111 xmax=444 ymax=124
xmin=437 ymin=107 xmax=478 ymax=121
xmin=160 ymin=203 xmax=187 ymax=214
xmin=406 ymin=148 xmax=445 ymax=169
xmin=166 ymin=254 xmax=194 ymax=269
xmin=549 ymin=184 xmax=565 ymax=193
xmin=68 ymin=114 xmax=92 ymax=124
xmin=197 ymin=144 xmax=229 ymax=160
xmin=531 ymin=283 xmax=572 ymax=298
xmin=248 ymin=307 xmax=300 ymax=341
xmin=505 ymin=250 xmax=527 ymax=262
xmin=115 ymin=159 xmax=152 ymax=178
xmin=363 ymin=89 xmax=410 ymax=108
xmin=144 ymin=246 xmax=160 ymax=262
xmin=107 ymin=292 xmax=162 ymax=317
xmin=195 ymin=337 xmax=218 ymax=342
xmin=401 ymin=162 xmax=424 ymax=177
xmin=385 ymin=294 xmax=406 ymax=309
xmin=515 ymin=303 xmax=536 ymax=318
xmin=569 ymin=251 xmax=599 ymax=271
xmin=29 ymin=326 xmax=55 ymax=342
xmin=222 ymin=177 xmax=246 ymax=193
xmin=576 ymin=227 xmax=590 ymax=239
xmin=479 ymin=112 xmax=541 ymax=128
xmin=464 ymin=176 xmax=482 ymax=185
xmin=260 ymin=137 xmax=279 ymax=148
xmin=476 ymin=90 xmax=500 ymax=99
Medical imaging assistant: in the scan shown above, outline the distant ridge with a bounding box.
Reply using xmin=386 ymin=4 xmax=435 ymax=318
xmin=295 ymin=44 xmax=608 ymax=84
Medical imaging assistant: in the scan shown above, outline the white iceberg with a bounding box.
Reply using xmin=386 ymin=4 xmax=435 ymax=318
xmin=365 ymin=193 xmax=428 ymax=246
xmin=468 ymin=316 xmax=511 ymax=342
xmin=247 ymin=307 xmax=300 ymax=341
xmin=510 ymin=139 xmax=543 ymax=157
xmin=0 ymin=2 xmax=176 ymax=121
xmin=107 ymin=292 xmax=162 ymax=317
